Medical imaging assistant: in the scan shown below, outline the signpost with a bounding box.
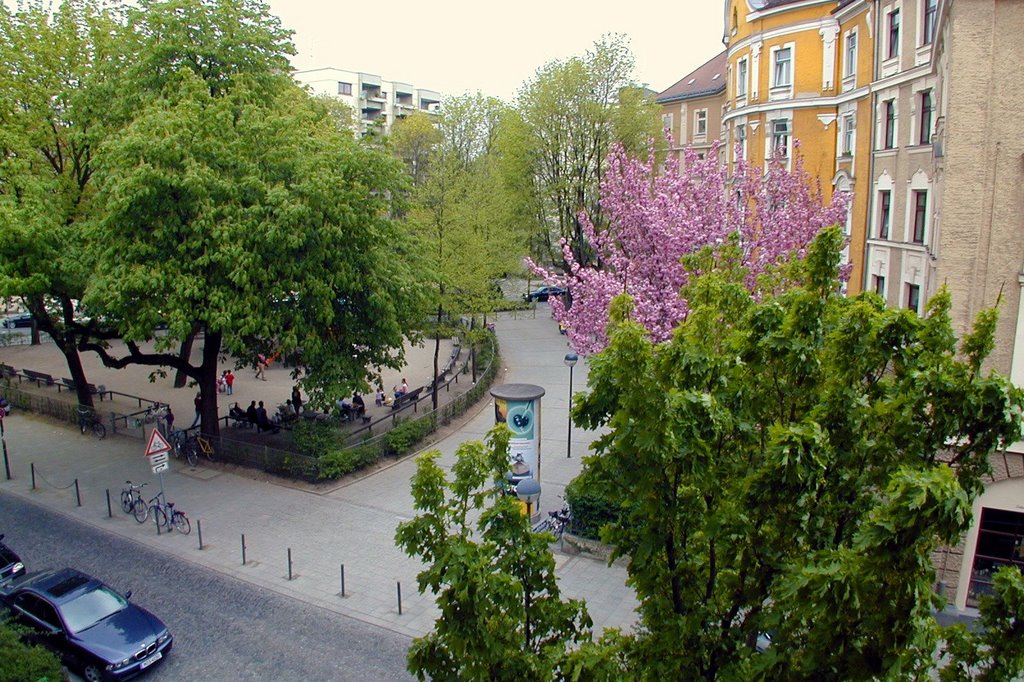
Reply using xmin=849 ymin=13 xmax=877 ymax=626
xmin=144 ymin=429 xmax=173 ymax=510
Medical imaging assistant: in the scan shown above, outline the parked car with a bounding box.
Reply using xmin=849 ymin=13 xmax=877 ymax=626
xmin=0 ymin=534 xmax=25 ymax=582
xmin=523 ymin=286 xmax=567 ymax=303
xmin=1 ymin=313 xmax=33 ymax=329
xmin=0 ymin=568 xmax=172 ymax=681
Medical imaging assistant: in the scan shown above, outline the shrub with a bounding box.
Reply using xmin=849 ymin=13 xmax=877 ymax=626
xmin=317 ymin=445 xmax=380 ymax=480
xmin=565 ymin=468 xmax=622 ymax=541
xmin=291 ymin=419 xmax=339 ymax=456
xmin=384 ymin=416 xmax=436 ymax=457
xmin=0 ymin=619 xmax=64 ymax=682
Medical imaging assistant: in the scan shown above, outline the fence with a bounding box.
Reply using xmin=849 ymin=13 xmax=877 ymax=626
xmin=1 ymin=330 xmax=501 ymax=483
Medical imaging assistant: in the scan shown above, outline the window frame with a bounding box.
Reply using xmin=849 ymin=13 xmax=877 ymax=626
xmin=922 ymin=0 xmax=937 ymax=46
xmin=873 ymin=274 xmax=886 ymax=296
xmin=888 ymin=9 xmax=901 ymax=60
xmin=844 ymin=30 xmax=858 ymax=79
xmin=879 ymin=190 xmax=892 ymax=239
xmin=841 ymin=113 xmax=855 ymax=155
xmin=883 ymin=99 xmax=896 ymax=149
xmin=918 ymin=90 xmax=933 ymax=145
xmin=770 ymin=118 xmax=791 ymax=159
xmin=337 ymin=81 xmax=353 ymax=96
xmin=907 ymin=283 xmax=921 ymax=314
xmin=737 ymin=57 xmax=748 ymax=98
xmin=912 ymin=189 xmax=928 ymax=243
xmin=695 ymin=109 xmax=708 ymax=137
xmin=772 ymin=46 xmax=793 ymax=88
xmin=736 ymin=122 xmax=747 ymax=160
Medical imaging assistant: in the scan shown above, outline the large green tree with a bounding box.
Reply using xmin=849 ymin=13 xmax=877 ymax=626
xmin=514 ymin=34 xmax=659 ymax=273
xmin=0 ymin=0 xmax=127 ymax=407
xmin=568 ymin=228 xmax=1024 ymax=680
xmin=74 ymin=0 xmax=431 ymax=433
xmin=396 ymin=426 xmax=591 ymax=681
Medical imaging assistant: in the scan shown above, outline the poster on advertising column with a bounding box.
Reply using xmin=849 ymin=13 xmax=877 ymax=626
xmin=491 ymin=384 xmax=545 ymax=484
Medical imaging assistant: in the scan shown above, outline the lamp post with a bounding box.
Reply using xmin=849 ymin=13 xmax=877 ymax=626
xmin=514 ymin=477 xmax=542 ymax=520
xmin=564 ymin=352 xmax=578 ymax=458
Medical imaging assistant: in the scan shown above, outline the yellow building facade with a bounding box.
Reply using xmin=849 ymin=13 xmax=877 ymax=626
xmin=722 ymin=0 xmax=873 ymax=292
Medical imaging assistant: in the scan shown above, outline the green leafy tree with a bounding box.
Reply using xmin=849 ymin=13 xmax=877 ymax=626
xmin=73 ymin=0 xmax=431 ymax=432
xmin=0 ymin=0 xmax=127 ymax=407
xmin=514 ymin=34 xmax=659 ymax=272
xmin=391 ymin=111 xmax=442 ymax=189
xmin=395 ymin=426 xmax=592 ymax=681
xmin=569 ymin=227 xmax=1024 ymax=680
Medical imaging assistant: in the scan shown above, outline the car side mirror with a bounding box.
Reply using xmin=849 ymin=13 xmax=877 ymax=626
xmin=125 ymin=590 xmax=133 ymax=601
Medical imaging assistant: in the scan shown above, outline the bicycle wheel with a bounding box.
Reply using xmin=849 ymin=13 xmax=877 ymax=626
xmin=201 ymin=439 xmax=216 ymax=462
xmin=79 ymin=419 xmax=88 ymax=435
xmin=151 ymin=505 xmax=168 ymax=528
xmin=172 ymin=511 xmax=191 ymax=535
xmin=92 ymin=421 xmax=106 ymax=439
xmin=120 ymin=492 xmax=133 ymax=514
xmin=185 ymin=442 xmax=198 ymax=467
xmin=132 ymin=498 xmax=148 ymax=523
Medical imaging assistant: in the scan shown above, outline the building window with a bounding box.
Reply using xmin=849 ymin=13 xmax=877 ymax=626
xmin=879 ymin=190 xmax=891 ymax=239
xmin=841 ymin=114 xmax=855 ymax=155
xmin=662 ymin=113 xmax=673 ymax=133
xmin=736 ymin=123 xmax=747 ymax=159
xmin=338 ymin=82 xmax=352 ymax=96
xmin=907 ymin=283 xmax=921 ymax=313
xmin=873 ymin=275 xmax=886 ymax=296
xmin=737 ymin=58 xmax=748 ymax=98
xmin=888 ymin=9 xmax=901 ymax=59
xmin=773 ymin=47 xmax=792 ymax=87
xmin=771 ymin=119 xmax=790 ymax=158
xmin=884 ymin=100 xmax=896 ymax=149
xmin=968 ymin=508 xmax=1024 ymax=607
xmin=912 ymin=190 xmax=927 ymax=243
xmin=919 ymin=90 xmax=933 ymax=145
xmin=695 ymin=110 xmax=707 ymax=136
xmin=923 ymin=0 xmax=937 ymax=45
xmin=844 ymin=31 xmax=857 ymax=78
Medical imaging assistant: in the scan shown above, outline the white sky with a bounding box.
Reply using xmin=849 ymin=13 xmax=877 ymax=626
xmin=266 ymin=1 xmax=727 ymax=101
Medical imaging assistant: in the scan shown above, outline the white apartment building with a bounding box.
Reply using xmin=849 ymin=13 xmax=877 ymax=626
xmin=293 ymin=67 xmax=441 ymax=135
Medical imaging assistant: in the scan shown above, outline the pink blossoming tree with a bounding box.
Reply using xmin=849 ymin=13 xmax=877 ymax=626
xmin=528 ymin=141 xmax=850 ymax=353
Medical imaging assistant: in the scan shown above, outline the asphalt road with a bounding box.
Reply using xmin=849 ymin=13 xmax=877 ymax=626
xmin=0 ymin=491 xmax=415 ymax=681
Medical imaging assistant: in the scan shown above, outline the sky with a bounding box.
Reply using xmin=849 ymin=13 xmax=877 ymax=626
xmin=265 ymin=1 xmax=727 ymax=102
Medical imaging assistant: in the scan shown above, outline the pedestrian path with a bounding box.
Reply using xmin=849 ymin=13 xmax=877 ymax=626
xmin=0 ymin=310 xmax=638 ymax=640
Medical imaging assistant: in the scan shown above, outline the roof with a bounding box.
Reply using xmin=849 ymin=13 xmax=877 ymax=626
xmin=656 ymin=50 xmax=728 ymax=104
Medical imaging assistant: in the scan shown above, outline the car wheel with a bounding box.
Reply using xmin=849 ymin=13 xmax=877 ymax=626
xmin=82 ymin=663 xmax=104 ymax=682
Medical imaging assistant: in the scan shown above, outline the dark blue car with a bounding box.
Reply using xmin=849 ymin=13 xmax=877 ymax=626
xmin=1 ymin=568 xmax=172 ymax=681
xmin=523 ymin=286 xmax=567 ymax=303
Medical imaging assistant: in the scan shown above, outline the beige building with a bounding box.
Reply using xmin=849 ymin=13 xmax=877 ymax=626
xmin=656 ymin=51 xmax=728 ymax=163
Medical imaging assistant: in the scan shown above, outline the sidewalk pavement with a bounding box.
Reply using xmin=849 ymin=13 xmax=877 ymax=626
xmin=0 ymin=309 xmax=639 ymax=640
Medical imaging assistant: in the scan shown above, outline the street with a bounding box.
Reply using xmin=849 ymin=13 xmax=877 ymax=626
xmin=0 ymin=492 xmax=415 ymax=681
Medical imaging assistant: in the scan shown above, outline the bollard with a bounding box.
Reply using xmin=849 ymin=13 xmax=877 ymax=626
xmin=75 ymin=479 xmax=81 ymax=507
xmin=155 ymin=511 xmax=161 ymax=536
xmin=105 ymin=490 xmax=112 ymax=518
xmin=241 ymin=534 xmax=246 ymax=565
xmin=287 ymin=548 xmax=293 ymax=581
xmin=340 ymin=564 xmax=346 ymax=597
xmin=31 ymin=463 xmax=36 ymax=489
xmin=2 ymin=439 xmax=10 ymax=481
xmin=397 ymin=581 xmax=402 ymax=615
xmin=197 ymin=519 xmax=203 ymax=550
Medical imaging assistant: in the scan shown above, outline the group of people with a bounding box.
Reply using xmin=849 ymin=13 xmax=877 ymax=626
xmin=336 ymin=393 xmax=367 ymax=422
xmin=229 ymin=399 xmax=279 ymax=433
xmin=216 ymin=370 xmax=235 ymax=394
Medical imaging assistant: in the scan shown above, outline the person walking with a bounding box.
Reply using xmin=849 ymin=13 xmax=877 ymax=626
xmin=190 ymin=392 xmax=202 ymax=428
xmin=225 ymin=369 xmax=235 ymax=395
xmin=255 ymin=354 xmax=267 ymax=381
xmin=291 ymin=385 xmax=302 ymax=414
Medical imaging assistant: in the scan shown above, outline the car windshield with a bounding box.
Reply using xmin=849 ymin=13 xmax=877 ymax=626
xmin=59 ymin=586 xmax=128 ymax=633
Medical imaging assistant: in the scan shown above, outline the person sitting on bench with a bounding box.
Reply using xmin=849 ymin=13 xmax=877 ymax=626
xmin=229 ymin=402 xmax=247 ymax=426
xmin=352 ymin=393 xmax=366 ymax=419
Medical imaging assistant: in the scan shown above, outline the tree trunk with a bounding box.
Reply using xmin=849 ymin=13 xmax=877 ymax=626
xmin=431 ymin=304 xmax=442 ymax=411
xmin=174 ymin=326 xmax=200 ymax=388
xmin=198 ymin=329 xmax=222 ymax=438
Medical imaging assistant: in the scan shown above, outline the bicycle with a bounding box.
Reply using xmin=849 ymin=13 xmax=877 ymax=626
xmin=184 ymin=433 xmax=216 ymax=465
xmin=119 ymin=481 xmax=148 ymax=521
xmin=531 ymin=502 xmax=573 ymax=539
xmin=169 ymin=429 xmax=190 ymax=463
xmin=77 ymin=406 xmax=106 ymax=439
xmin=141 ymin=490 xmax=191 ymax=534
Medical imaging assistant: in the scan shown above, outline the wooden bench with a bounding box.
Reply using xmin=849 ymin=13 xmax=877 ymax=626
xmin=391 ymin=386 xmax=424 ymax=410
xmin=0 ymin=364 xmax=17 ymax=380
xmin=59 ymin=377 xmax=105 ymax=399
xmin=21 ymin=369 xmax=56 ymax=387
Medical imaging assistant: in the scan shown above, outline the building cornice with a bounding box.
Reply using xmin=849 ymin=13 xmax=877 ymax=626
xmin=722 ymin=84 xmax=871 ymax=125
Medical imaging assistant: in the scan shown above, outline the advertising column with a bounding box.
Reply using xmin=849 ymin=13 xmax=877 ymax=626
xmin=490 ymin=384 xmax=545 ymax=485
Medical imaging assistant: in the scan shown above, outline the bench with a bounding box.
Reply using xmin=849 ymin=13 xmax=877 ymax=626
xmin=21 ymin=369 xmax=56 ymax=387
xmin=0 ymin=364 xmax=17 ymax=379
xmin=59 ymin=377 xmax=105 ymax=399
xmin=391 ymin=386 xmax=424 ymax=410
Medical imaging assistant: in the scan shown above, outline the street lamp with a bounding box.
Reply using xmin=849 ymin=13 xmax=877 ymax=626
xmin=515 ymin=477 xmax=542 ymax=520
xmin=564 ymin=352 xmax=578 ymax=458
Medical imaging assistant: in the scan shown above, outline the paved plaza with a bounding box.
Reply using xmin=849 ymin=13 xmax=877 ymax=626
xmin=0 ymin=308 xmax=638 ymax=641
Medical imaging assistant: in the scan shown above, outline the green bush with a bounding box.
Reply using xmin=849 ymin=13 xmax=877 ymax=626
xmin=316 ymin=445 xmax=380 ymax=480
xmin=291 ymin=419 xmax=340 ymax=456
xmin=384 ymin=416 xmax=436 ymax=457
xmin=565 ymin=468 xmax=623 ymax=541
xmin=0 ymin=619 xmax=64 ymax=682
